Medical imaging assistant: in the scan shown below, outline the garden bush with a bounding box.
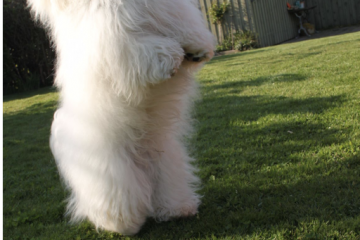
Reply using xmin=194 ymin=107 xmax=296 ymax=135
xmin=233 ymin=30 xmax=258 ymax=51
xmin=216 ymin=30 xmax=259 ymax=52
xmin=3 ymin=0 xmax=55 ymax=94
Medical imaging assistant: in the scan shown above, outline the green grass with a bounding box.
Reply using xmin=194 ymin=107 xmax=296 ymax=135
xmin=4 ymin=32 xmax=360 ymax=239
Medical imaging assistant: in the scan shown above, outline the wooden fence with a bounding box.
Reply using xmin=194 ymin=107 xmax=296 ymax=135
xmin=250 ymin=0 xmax=299 ymax=47
xmin=198 ymin=0 xmax=360 ymax=47
xmin=306 ymin=0 xmax=360 ymax=30
xmin=198 ymin=0 xmax=257 ymax=46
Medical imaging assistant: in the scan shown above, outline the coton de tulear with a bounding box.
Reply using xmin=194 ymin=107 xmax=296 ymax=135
xmin=28 ymin=0 xmax=215 ymax=235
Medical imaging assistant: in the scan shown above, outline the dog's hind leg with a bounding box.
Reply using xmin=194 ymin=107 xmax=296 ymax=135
xmin=50 ymin=109 xmax=153 ymax=235
xmin=150 ymin=136 xmax=201 ymax=221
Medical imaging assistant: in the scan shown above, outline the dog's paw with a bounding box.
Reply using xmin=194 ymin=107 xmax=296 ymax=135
xmin=166 ymin=56 xmax=182 ymax=78
xmin=184 ymin=50 xmax=214 ymax=63
xmin=170 ymin=67 xmax=178 ymax=77
xmin=152 ymin=197 xmax=200 ymax=221
xmin=154 ymin=46 xmax=184 ymax=81
xmin=153 ymin=205 xmax=198 ymax=222
xmin=151 ymin=40 xmax=185 ymax=82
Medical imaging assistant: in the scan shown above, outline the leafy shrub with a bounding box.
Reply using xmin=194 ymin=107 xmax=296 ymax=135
xmin=233 ymin=30 xmax=258 ymax=51
xmin=208 ymin=1 xmax=229 ymax=24
xmin=3 ymin=0 xmax=55 ymax=94
xmin=216 ymin=30 xmax=259 ymax=52
xmin=216 ymin=35 xmax=233 ymax=52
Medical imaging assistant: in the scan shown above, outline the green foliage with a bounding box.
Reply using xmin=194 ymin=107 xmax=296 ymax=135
xmin=234 ymin=30 xmax=259 ymax=51
xmin=3 ymin=32 xmax=360 ymax=239
xmin=3 ymin=0 xmax=55 ymax=95
xmin=216 ymin=30 xmax=259 ymax=52
xmin=216 ymin=35 xmax=233 ymax=52
xmin=208 ymin=1 xmax=229 ymax=24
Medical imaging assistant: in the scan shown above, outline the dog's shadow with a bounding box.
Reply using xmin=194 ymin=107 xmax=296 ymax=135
xmin=138 ymin=153 xmax=358 ymax=238
xmin=4 ymin=85 xmax=358 ymax=239
xmin=135 ymin=75 xmax=359 ymax=238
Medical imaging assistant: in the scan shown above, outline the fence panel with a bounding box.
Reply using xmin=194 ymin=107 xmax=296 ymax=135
xmin=302 ymin=0 xmax=359 ymax=29
xmin=198 ymin=0 xmax=298 ymax=47
xmin=197 ymin=0 xmax=360 ymax=48
xmin=198 ymin=0 xmax=256 ymax=45
xmin=250 ymin=0 xmax=298 ymax=46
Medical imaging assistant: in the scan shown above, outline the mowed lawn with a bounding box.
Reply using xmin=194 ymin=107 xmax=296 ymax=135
xmin=3 ymin=31 xmax=360 ymax=239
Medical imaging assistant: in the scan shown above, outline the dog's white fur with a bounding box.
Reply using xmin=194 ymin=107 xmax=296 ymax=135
xmin=28 ymin=0 xmax=215 ymax=235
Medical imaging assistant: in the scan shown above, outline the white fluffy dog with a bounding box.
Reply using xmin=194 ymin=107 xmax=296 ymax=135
xmin=28 ymin=0 xmax=215 ymax=235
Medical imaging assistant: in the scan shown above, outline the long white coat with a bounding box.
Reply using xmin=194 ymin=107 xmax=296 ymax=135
xmin=28 ymin=0 xmax=215 ymax=235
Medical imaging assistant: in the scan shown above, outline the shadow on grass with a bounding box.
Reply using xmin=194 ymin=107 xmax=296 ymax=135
xmin=3 ymin=92 xmax=57 ymax=169
xmin=3 ymin=95 xmax=63 ymax=238
xmin=199 ymin=94 xmax=344 ymax=122
xmin=202 ymin=73 xmax=307 ymax=92
xmin=223 ymin=52 xmax=323 ymax=68
xmin=293 ymin=51 xmax=322 ymax=60
xmin=4 ymin=81 xmax=359 ymax=239
xmin=3 ymin=86 xmax=57 ymax=103
xmin=193 ymin=154 xmax=360 ymax=238
xmin=136 ymin=83 xmax=358 ymax=238
xmin=209 ymin=49 xmax=323 ymax=67
xmin=3 ymin=86 xmax=58 ymax=134
xmin=281 ymin=27 xmax=360 ymax=46
xmin=209 ymin=49 xmax=272 ymax=65
xmin=308 ymin=39 xmax=360 ymax=51
xmin=138 ymin=155 xmax=359 ymax=239
xmin=3 ymin=98 xmax=57 ymax=170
